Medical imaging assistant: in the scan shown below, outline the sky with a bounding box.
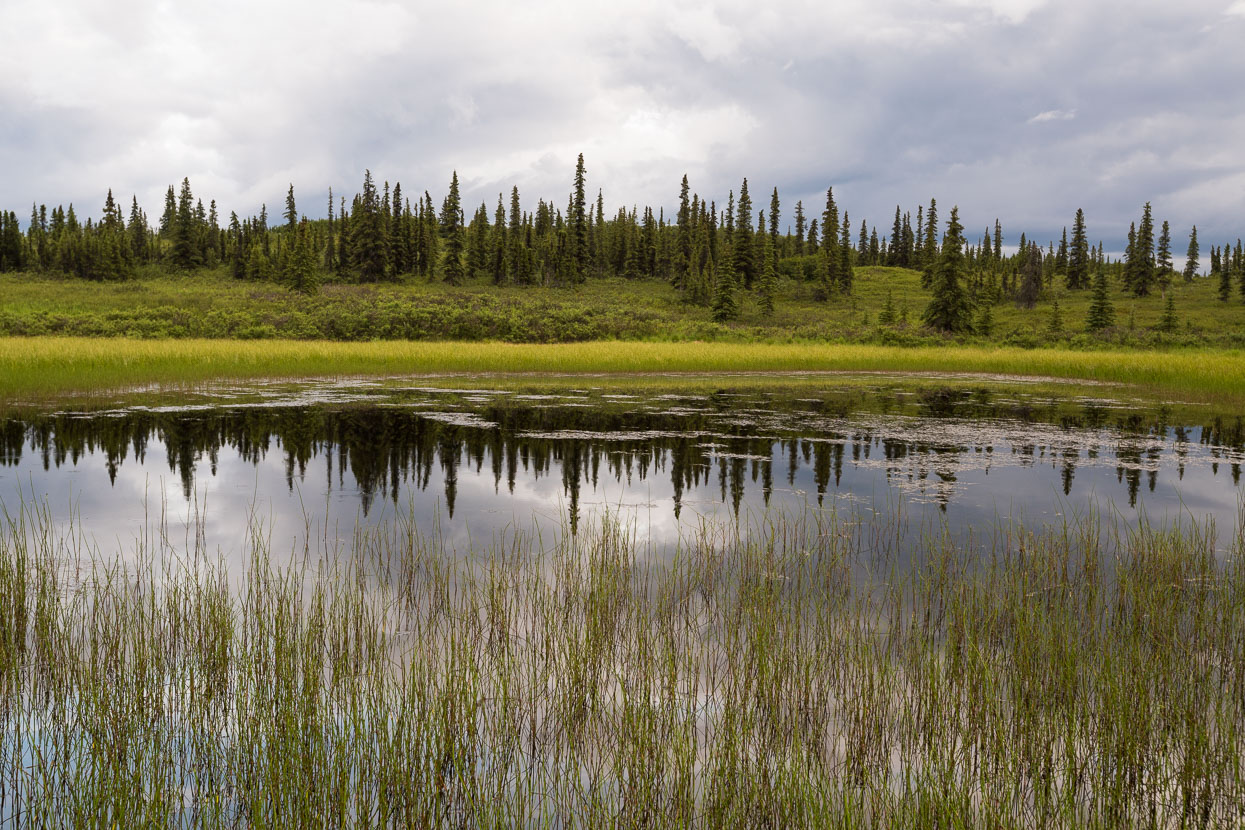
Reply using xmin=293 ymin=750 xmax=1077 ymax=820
xmin=2 ymin=0 xmax=1244 ymax=251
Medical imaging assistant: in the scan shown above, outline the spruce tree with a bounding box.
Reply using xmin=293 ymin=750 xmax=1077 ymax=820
xmin=922 ymin=206 xmax=973 ymax=333
xmin=878 ymin=289 xmax=896 ymax=325
xmin=733 ymin=179 xmax=754 ymax=289
xmin=820 ymin=188 xmax=839 ymax=297
xmin=442 ymin=171 xmax=465 ymax=285
xmin=1016 ymin=242 xmax=1043 ymax=309
xmin=839 ymin=213 xmax=853 ymax=293
xmin=975 ymin=301 xmax=994 ymax=337
xmin=713 ymin=242 xmax=739 ymax=321
xmin=171 ymin=178 xmax=201 ymax=268
xmin=571 ymin=153 xmax=588 ymax=282
xmin=284 ymin=184 xmax=297 ymax=231
xmin=284 ymin=218 xmax=319 ymax=293
xmin=1159 ymin=290 xmax=1178 ymax=333
xmin=1046 ymin=295 xmax=1063 ymax=338
xmin=1183 ymin=226 xmax=1199 ymax=282
xmin=757 ymin=229 xmax=776 ymax=316
xmin=1219 ymin=252 xmax=1233 ymax=301
xmin=1156 ymin=220 xmax=1173 ymax=291
xmin=1066 ymin=208 xmax=1089 ymax=290
xmin=1086 ymin=263 xmax=1114 ymax=332
xmin=352 ymin=170 xmax=390 ymax=282
xmin=922 ymin=198 xmax=938 ymax=271
xmin=794 ymin=201 xmax=806 ymax=255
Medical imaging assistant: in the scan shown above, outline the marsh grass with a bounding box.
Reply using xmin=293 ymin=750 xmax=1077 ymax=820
xmin=4 ymin=337 xmax=1245 ymax=410
xmin=1 ymin=499 xmax=1243 ymax=827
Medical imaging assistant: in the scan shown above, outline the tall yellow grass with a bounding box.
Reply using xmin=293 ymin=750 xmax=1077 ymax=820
xmin=2 ymin=337 xmax=1243 ymax=404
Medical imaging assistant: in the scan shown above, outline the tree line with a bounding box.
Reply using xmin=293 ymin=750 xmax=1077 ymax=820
xmin=1 ymin=154 xmax=1240 ymax=332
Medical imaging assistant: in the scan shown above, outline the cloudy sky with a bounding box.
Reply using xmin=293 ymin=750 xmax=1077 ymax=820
xmin=3 ymin=0 xmax=1243 ymax=250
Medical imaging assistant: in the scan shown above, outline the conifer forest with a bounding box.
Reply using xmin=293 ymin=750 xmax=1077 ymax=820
xmin=1 ymin=154 xmax=1240 ymax=347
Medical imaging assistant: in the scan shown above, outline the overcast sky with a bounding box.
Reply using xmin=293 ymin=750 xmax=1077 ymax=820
xmin=3 ymin=0 xmax=1244 ymax=250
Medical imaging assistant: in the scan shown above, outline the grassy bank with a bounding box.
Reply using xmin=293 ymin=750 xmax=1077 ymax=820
xmin=2 ymin=503 xmax=1242 ymax=826
xmin=2 ymin=336 xmax=1245 ymax=406
xmin=3 ymin=265 xmax=1244 ymax=347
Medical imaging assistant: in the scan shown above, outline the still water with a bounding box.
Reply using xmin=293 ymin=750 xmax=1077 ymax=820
xmin=2 ymin=375 xmax=1243 ymax=560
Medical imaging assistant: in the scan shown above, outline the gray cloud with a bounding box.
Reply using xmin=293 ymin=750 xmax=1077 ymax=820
xmin=1 ymin=0 xmax=1242 ymax=251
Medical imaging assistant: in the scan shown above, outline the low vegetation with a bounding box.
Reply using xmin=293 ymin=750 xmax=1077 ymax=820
xmin=1 ymin=501 xmax=1241 ymax=826
xmin=3 ymin=336 xmax=1245 ymax=409
xmin=2 ymin=264 xmax=1243 ymax=347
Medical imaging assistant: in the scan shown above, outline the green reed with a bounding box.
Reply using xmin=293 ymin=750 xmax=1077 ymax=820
xmin=0 ymin=498 xmax=1242 ymax=827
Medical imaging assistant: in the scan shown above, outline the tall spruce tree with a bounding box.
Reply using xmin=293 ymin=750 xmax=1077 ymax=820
xmin=171 ymin=177 xmax=201 ymax=268
xmin=1066 ymin=208 xmax=1089 ymax=289
xmin=922 ymin=206 xmax=973 ymax=333
xmin=571 ymin=153 xmax=588 ymax=283
xmin=733 ymin=179 xmax=754 ymax=289
xmin=1183 ymin=226 xmax=1199 ymax=282
xmin=352 ymin=170 xmax=390 ymax=281
xmin=442 ymin=171 xmax=465 ymax=285
xmin=284 ymin=184 xmax=297 ymax=231
xmin=1156 ymin=219 xmax=1173 ymax=291
xmin=820 ymin=187 xmax=840 ymax=297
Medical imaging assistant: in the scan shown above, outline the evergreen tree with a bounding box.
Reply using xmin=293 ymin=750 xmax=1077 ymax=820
xmin=1046 ymin=295 xmax=1063 ymax=338
xmin=922 ymin=206 xmax=973 ymax=333
xmin=768 ymin=187 xmax=780 ymax=273
xmin=1158 ymin=289 xmax=1178 ymax=333
xmin=878 ymin=289 xmax=896 ymax=325
xmin=712 ymin=242 xmax=739 ymax=321
xmin=820 ymin=187 xmax=840 ymax=297
xmin=757 ymin=228 xmax=776 ymax=316
xmin=325 ymin=188 xmax=336 ymax=271
xmin=352 ymin=170 xmax=390 ymax=281
xmin=1219 ymin=251 xmax=1233 ymax=301
xmin=1066 ymin=208 xmax=1089 ymax=290
xmin=839 ymin=213 xmax=853 ymax=293
xmin=160 ymin=185 xmax=175 ymax=237
xmin=1016 ymin=242 xmax=1043 ymax=309
xmin=442 ymin=171 xmax=465 ymax=285
xmin=733 ymin=179 xmax=755 ymax=288
xmin=283 ymin=218 xmax=319 ymax=293
xmin=793 ymin=201 xmax=806 ymax=255
xmin=1125 ymin=203 xmax=1156 ymax=296
xmin=675 ymin=174 xmax=691 ymax=288
xmin=1183 ymin=226 xmax=1199 ymax=282
xmin=975 ymin=301 xmax=994 ymax=337
xmin=570 ymin=153 xmax=588 ymax=282
xmin=284 ymin=184 xmax=297 ymax=231
xmin=1055 ymin=227 xmax=1068 ymax=277
xmin=922 ymin=198 xmax=938 ymax=270
xmin=1156 ymin=219 xmax=1173 ymax=291
xmin=1086 ymin=263 xmax=1114 ymax=332
xmin=889 ymin=207 xmax=903 ymax=267
xmin=171 ymin=178 xmax=201 ymax=268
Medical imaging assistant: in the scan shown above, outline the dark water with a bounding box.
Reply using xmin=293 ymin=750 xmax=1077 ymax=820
xmin=2 ymin=376 xmax=1244 ymax=561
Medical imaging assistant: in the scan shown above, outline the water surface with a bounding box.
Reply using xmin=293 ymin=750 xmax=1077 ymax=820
xmin=3 ymin=374 xmax=1243 ymax=563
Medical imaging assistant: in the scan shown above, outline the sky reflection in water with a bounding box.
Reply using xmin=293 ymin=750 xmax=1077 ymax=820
xmin=2 ymin=378 xmax=1243 ymax=565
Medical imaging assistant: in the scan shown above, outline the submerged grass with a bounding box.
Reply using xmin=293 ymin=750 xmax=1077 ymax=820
xmin=1 ymin=500 xmax=1243 ymax=826
xmin=3 ymin=337 xmax=1245 ymax=407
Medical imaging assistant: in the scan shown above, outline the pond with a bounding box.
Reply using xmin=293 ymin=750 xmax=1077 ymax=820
xmin=3 ymin=373 xmax=1243 ymax=561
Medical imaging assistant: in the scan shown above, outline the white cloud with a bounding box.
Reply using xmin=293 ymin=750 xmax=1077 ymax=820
xmin=1226 ymin=1 xmax=1245 ymax=16
xmin=1028 ymin=109 xmax=1078 ymax=123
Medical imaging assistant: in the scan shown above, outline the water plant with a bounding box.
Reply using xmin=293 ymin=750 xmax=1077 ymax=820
xmin=1 ymin=497 xmax=1242 ymax=826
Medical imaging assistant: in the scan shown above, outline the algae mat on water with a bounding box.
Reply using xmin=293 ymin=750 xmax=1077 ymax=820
xmin=1 ymin=337 xmax=1244 ymax=405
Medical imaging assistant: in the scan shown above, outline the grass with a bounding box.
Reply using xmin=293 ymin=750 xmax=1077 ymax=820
xmin=3 ymin=336 xmax=1245 ymax=408
xmin=2 ymin=264 xmax=1244 ymax=347
xmin=1 ymin=499 xmax=1242 ymax=826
